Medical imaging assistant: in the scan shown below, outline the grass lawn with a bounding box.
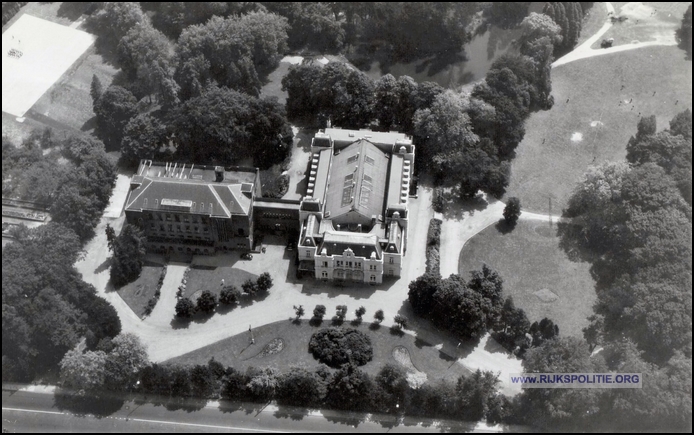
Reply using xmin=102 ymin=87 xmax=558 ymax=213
xmin=458 ymin=220 xmax=595 ymax=338
xmin=594 ymin=2 xmax=688 ymax=48
xmin=166 ymin=319 xmax=471 ymax=384
xmin=576 ymin=2 xmax=608 ymax=46
xmin=185 ymin=265 xmax=258 ymax=300
xmin=259 ymin=60 xmax=292 ymax=104
xmin=506 ymin=45 xmax=692 ymax=214
xmin=117 ymin=263 xmax=165 ymax=318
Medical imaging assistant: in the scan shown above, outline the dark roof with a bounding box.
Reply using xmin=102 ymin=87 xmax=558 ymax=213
xmin=320 ymin=231 xmax=381 ymax=259
xmin=125 ymin=162 xmax=254 ymax=217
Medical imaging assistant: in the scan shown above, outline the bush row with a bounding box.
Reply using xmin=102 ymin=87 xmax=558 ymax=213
xmin=425 ymin=218 xmax=442 ymax=277
xmin=144 ymin=265 xmax=167 ymax=316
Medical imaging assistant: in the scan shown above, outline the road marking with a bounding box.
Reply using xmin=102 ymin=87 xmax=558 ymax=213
xmin=3 ymin=407 xmax=64 ymax=416
xmin=3 ymin=407 xmax=288 ymax=432
xmin=129 ymin=417 xmax=288 ymax=432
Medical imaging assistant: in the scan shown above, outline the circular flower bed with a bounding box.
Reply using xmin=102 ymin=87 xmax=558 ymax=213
xmin=258 ymin=338 xmax=284 ymax=357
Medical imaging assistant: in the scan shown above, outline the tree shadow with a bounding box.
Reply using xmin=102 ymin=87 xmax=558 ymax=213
xmin=53 ymin=391 xmax=124 ymax=417
xmin=216 ymin=303 xmax=238 ymax=315
xmin=426 ymin=51 xmax=467 ymax=77
xmin=80 ymin=116 xmax=97 ymax=132
xmin=273 ymin=405 xmax=310 ymax=421
xmin=309 ymin=317 xmax=324 ymax=327
xmin=95 ymin=257 xmax=112 ymax=274
xmin=369 ymin=322 xmax=382 ymax=331
xmin=494 ymin=219 xmax=515 ymax=235
xmin=162 ymin=397 xmax=207 ymax=412
xmin=556 ymin=221 xmax=596 ymax=263
xmin=170 ymin=316 xmax=192 ymax=330
xmin=350 ymin=318 xmax=363 ymax=327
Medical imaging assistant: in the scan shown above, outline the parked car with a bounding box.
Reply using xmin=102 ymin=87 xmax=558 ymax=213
xmin=287 ymin=241 xmax=294 ymax=251
xmin=241 ymin=253 xmax=253 ymax=260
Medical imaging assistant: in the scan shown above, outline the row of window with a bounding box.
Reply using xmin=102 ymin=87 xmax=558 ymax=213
xmin=147 ymin=212 xmax=209 ymax=224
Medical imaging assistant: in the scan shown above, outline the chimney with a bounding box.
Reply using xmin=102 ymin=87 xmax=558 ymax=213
xmin=215 ymin=166 xmax=224 ymax=182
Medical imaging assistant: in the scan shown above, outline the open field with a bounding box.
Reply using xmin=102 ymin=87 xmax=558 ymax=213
xmin=576 ymin=2 xmax=609 ymax=46
xmin=116 ymin=263 xmax=165 ymax=318
xmin=185 ymin=265 xmax=258 ymax=300
xmin=506 ymin=45 xmax=692 ymax=213
xmin=595 ymin=2 xmax=688 ymax=48
xmin=458 ymin=220 xmax=595 ymax=337
xmin=166 ymin=318 xmax=471 ymax=385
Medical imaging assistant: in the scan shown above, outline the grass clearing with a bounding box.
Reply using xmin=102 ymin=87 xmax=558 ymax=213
xmin=166 ymin=319 xmax=471 ymax=383
xmin=593 ymin=2 xmax=687 ymax=48
xmin=458 ymin=220 xmax=595 ymax=337
xmin=576 ymin=3 xmax=608 ymax=46
xmin=117 ymin=263 xmax=165 ymax=318
xmin=185 ymin=265 xmax=258 ymax=300
xmin=506 ymin=45 xmax=692 ymax=213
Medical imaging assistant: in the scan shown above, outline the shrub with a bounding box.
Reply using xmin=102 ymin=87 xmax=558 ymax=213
xmin=220 ymin=286 xmax=241 ymax=305
xmin=425 ymin=245 xmax=440 ymax=276
xmin=256 ymin=272 xmax=273 ymax=292
xmin=314 ymin=304 xmax=327 ymax=319
xmin=336 ymin=305 xmax=348 ymax=319
xmin=432 ymin=188 xmax=445 ymax=213
xmin=374 ymin=309 xmax=385 ymax=323
xmin=196 ymin=290 xmax=217 ymax=313
xmin=309 ymin=327 xmax=373 ymax=367
xmin=503 ymin=197 xmax=522 ymax=226
xmin=242 ymin=278 xmax=259 ymax=295
xmin=393 ymin=314 xmax=408 ymax=329
xmin=355 ymin=306 xmax=366 ymax=319
xmin=175 ymin=297 xmax=195 ymax=318
xmin=426 ymin=218 xmax=442 ymax=246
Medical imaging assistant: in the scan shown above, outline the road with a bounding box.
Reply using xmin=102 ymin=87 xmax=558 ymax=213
xmin=2 ymin=387 xmax=529 ymax=433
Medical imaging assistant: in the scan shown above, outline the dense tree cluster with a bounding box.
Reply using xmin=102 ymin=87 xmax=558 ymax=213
xmin=171 ymin=85 xmax=291 ymax=168
xmin=174 ymin=12 xmax=289 ymax=99
xmin=678 ymin=4 xmax=692 ymax=56
xmin=93 ymin=85 xmax=139 ymax=149
xmin=3 ymin=132 xmax=116 ymax=242
xmin=282 ymin=63 xmax=375 ymax=128
xmin=308 ymin=327 xmax=373 ymax=367
xmin=2 ymin=2 xmax=27 ymax=26
xmin=542 ymin=2 xmax=585 ymax=55
xmin=150 ymin=2 xmax=268 ymax=39
xmin=408 ymin=265 xmax=505 ymax=340
xmin=136 ymin=357 xmax=499 ymax=420
xmin=262 ymin=2 xmax=344 ymax=53
xmin=59 ymin=333 xmax=149 ymax=391
xmin=109 ymin=223 xmax=147 ymax=288
xmin=518 ymin=113 xmax=694 ymax=430
xmin=3 ymin=223 xmax=121 ymax=381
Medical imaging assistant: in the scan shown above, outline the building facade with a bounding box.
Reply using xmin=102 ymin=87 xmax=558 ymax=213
xmin=124 ymin=161 xmax=260 ymax=255
xmin=297 ymin=128 xmax=414 ymax=284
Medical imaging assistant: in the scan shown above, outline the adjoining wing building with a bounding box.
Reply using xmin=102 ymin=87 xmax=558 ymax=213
xmin=297 ymin=128 xmax=415 ymax=284
xmin=124 ymin=162 xmax=260 ymax=255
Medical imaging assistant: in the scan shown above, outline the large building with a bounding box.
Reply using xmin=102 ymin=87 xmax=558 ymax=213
xmin=124 ymin=161 xmax=261 ymax=255
xmin=297 ymin=128 xmax=415 ymax=284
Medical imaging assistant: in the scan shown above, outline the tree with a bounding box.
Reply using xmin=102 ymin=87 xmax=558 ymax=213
xmin=494 ymin=297 xmax=531 ymax=354
xmin=456 ymin=370 xmax=500 ymax=421
xmin=256 ymin=272 xmax=273 ymax=292
xmin=117 ymin=23 xmax=179 ymax=106
xmin=408 ymin=273 xmax=443 ymax=316
xmin=335 ymin=305 xmax=348 ymax=321
xmin=313 ymin=304 xmax=327 ymax=320
xmin=264 ymin=2 xmax=344 ymax=52
xmin=309 ymin=327 xmax=373 ymax=367
xmin=196 ymin=290 xmax=217 ymax=314
xmin=503 ymin=197 xmax=522 ymax=227
xmin=104 ymin=333 xmax=149 ymax=390
xmin=105 ymin=223 xmax=116 ymax=252
xmin=90 ymin=74 xmax=103 ymax=109
xmin=88 ymin=2 xmax=147 ymax=42
xmin=325 ymin=363 xmax=374 ymax=412
xmin=293 ymin=305 xmax=305 ymax=320
xmin=120 ymin=113 xmax=168 ymax=167
xmin=374 ymin=309 xmax=385 ymax=324
xmin=678 ymin=4 xmax=692 ymax=56
xmin=59 ymin=349 xmax=108 ymax=391
xmin=220 ymin=286 xmax=241 ymax=305
xmin=542 ymin=2 xmax=583 ymax=53
xmin=355 ymin=306 xmax=366 ymax=319
xmin=242 ymin=278 xmax=259 ymax=296
xmin=246 ymin=367 xmax=279 ymax=401
xmin=393 ymin=314 xmax=408 ymax=330
xmin=93 ymin=85 xmax=138 ymax=149
xmin=110 ymin=224 xmax=147 ymax=287
xmin=190 ymin=364 xmax=216 ymax=398
xmin=175 ymin=297 xmax=195 ymax=318
xmin=174 ymin=13 xmax=289 ymax=99
xmin=529 ymin=318 xmax=559 ymax=347
xmin=276 ymin=366 xmax=327 ymax=407
xmin=172 ymin=85 xmax=290 ymax=168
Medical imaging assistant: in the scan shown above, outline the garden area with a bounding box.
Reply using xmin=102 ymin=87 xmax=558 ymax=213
xmin=506 ymin=44 xmax=692 ymax=214
xmin=116 ymin=262 xmax=165 ymax=318
xmin=183 ymin=265 xmax=258 ymax=301
xmin=458 ymin=220 xmax=595 ymax=337
xmin=166 ymin=317 xmax=471 ymax=385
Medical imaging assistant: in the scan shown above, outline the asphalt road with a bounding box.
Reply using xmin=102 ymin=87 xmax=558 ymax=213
xmin=2 ymin=388 xmax=527 ymax=433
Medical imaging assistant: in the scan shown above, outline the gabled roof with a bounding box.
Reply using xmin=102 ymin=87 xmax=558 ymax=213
xmin=320 ymin=231 xmax=382 ymax=259
xmin=324 ymin=140 xmax=389 ymax=222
